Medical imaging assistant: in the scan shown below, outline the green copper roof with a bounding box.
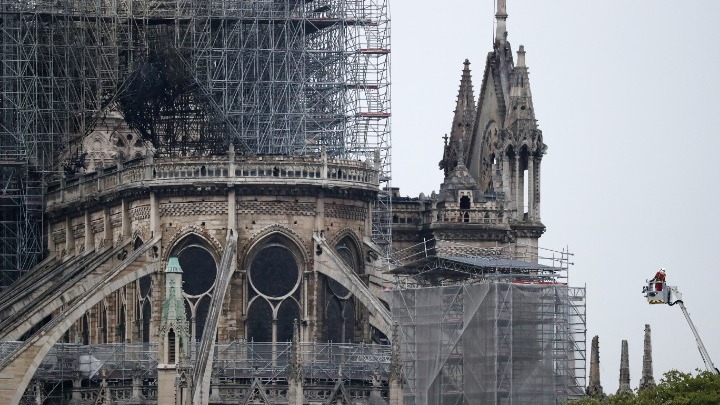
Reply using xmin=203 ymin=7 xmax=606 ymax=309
xmin=165 ymin=257 xmax=183 ymax=274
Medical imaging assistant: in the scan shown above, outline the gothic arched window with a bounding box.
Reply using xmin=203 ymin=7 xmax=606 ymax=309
xmin=246 ymin=237 xmax=303 ymax=343
xmin=171 ymin=235 xmax=219 ymax=343
xmin=325 ymin=236 xmax=362 ymax=343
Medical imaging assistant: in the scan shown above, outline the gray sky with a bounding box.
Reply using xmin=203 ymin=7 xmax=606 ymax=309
xmin=391 ymin=0 xmax=720 ymax=393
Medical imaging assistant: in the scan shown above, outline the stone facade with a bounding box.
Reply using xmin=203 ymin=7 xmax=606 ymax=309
xmin=393 ymin=8 xmax=546 ymax=263
xmin=0 ymin=1 xmax=553 ymax=403
xmin=0 ymin=150 xmax=395 ymax=404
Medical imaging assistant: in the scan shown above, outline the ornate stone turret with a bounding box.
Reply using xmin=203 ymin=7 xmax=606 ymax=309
xmin=437 ymin=140 xmax=482 ymax=208
xmin=639 ymin=324 xmax=656 ymax=390
xmin=157 ymin=257 xmax=190 ymax=404
xmin=586 ymin=335 xmax=604 ymax=398
xmin=617 ymin=340 xmax=632 ymax=394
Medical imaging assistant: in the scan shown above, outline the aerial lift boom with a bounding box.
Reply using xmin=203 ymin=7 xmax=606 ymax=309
xmin=645 ymin=276 xmax=720 ymax=375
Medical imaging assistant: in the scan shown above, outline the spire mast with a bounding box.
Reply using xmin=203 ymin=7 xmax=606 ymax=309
xmin=495 ymin=0 xmax=508 ymax=43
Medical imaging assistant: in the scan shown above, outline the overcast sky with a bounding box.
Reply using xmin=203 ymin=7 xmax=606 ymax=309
xmin=391 ymin=0 xmax=720 ymax=394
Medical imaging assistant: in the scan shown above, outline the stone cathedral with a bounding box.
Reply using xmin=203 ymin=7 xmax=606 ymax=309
xmin=0 ymin=1 xmax=580 ymax=404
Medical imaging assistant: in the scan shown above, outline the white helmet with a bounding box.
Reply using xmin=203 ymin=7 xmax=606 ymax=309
xmin=660 ymin=268 xmax=666 ymax=274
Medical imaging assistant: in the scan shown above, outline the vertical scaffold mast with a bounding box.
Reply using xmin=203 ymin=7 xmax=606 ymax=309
xmin=0 ymin=0 xmax=392 ymax=287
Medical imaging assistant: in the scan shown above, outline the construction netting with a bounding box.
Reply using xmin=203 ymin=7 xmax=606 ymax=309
xmin=391 ymin=282 xmax=586 ymax=404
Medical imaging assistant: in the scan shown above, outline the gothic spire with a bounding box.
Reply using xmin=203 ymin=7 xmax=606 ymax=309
xmin=450 ymin=59 xmax=475 ymax=157
xmin=586 ymin=335 xmax=605 ymax=398
xmin=617 ymin=340 xmax=632 ymax=394
xmin=639 ymin=324 xmax=656 ymax=390
xmin=439 ymin=60 xmax=475 ymax=177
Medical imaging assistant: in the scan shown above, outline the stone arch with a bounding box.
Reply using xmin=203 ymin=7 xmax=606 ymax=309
xmin=166 ymin=233 xmax=221 ymax=343
xmin=163 ymin=225 xmax=223 ymax=262
xmin=1 ymin=262 xmax=159 ymax=405
xmin=330 ymin=228 xmax=364 ymax=273
xmin=519 ymin=143 xmax=531 ymax=170
xmin=239 ymin=224 xmax=311 ymax=270
xmin=505 ymin=143 xmax=516 ymax=158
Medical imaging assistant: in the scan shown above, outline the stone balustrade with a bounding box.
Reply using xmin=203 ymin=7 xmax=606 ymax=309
xmin=46 ymin=156 xmax=379 ymax=209
xmin=428 ymin=208 xmax=505 ymax=225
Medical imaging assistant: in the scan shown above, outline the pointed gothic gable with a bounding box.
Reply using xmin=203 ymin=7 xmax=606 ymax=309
xmin=325 ymin=380 xmax=353 ymax=405
xmin=467 ymin=52 xmax=505 ymax=183
xmin=242 ymin=378 xmax=272 ymax=405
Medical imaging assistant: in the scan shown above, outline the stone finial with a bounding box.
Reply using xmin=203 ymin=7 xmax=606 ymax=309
xmin=495 ymin=0 xmax=508 ymax=42
xmin=516 ymin=45 xmax=526 ymax=68
xmin=586 ymin=335 xmax=604 ymax=398
xmin=639 ymin=324 xmax=656 ymax=390
xmin=617 ymin=340 xmax=632 ymax=394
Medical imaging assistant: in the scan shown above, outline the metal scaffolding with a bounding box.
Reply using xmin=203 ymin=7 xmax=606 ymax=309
xmin=391 ymin=283 xmax=587 ymax=405
xmin=11 ymin=341 xmax=391 ymax=403
xmin=386 ymin=242 xmax=586 ymax=404
xmin=0 ymin=0 xmax=392 ymax=288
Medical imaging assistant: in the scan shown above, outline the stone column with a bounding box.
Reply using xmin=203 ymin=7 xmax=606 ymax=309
xmin=527 ymin=157 xmax=534 ymax=221
xmin=132 ymin=373 xmax=143 ymax=400
xmin=534 ymin=158 xmax=542 ymax=221
xmin=65 ymin=216 xmax=75 ymax=256
xmin=639 ymin=324 xmax=656 ymax=390
xmin=617 ymin=340 xmax=631 ymax=394
xmin=502 ymin=156 xmax=511 ymax=201
xmin=316 ymin=147 xmax=327 ymax=233
xmin=513 ymin=156 xmax=521 ymax=220
xmin=71 ymin=376 xmax=82 ymax=402
xmin=209 ymin=374 xmax=222 ymax=403
xmin=227 ymin=188 xmax=237 ymax=237
xmin=84 ymin=211 xmax=93 ymax=253
xmin=103 ymin=208 xmax=112 ymax=248
xmin=149 ymin=191 xmax=160 ymax=238
xmin=586 ymin=335 xmax=604 ymax=398
xmin=121 ymin=199 xmax=131 ymax=240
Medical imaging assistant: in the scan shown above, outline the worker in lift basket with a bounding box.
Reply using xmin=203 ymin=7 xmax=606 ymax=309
xmin=651 ymin=268 xmax=666 ymax=291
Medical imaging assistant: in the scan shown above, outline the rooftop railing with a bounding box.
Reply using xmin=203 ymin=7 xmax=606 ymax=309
xmin=47 ymin=156 xmax=379 ymax=210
